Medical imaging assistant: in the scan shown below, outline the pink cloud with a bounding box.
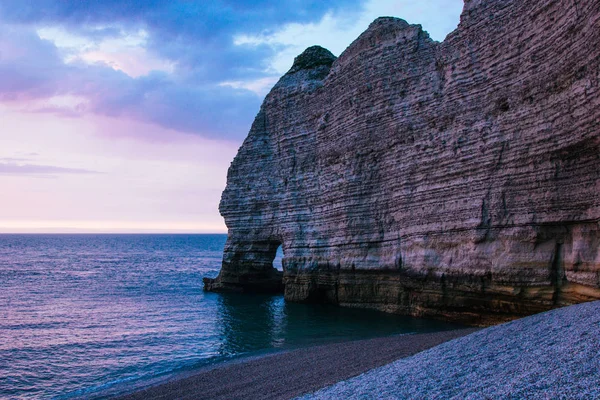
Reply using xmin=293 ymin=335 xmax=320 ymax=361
xmin=0 ymin=23 xmax=261 ymax=141
xmin=0 ymin=106 xmax=238 ymax=232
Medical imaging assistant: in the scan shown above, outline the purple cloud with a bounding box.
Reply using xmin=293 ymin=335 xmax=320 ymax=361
xmin=0 ymin=27 xmax=68 ymax=100
xmin=0 ymin=0 xmax=364 ymax=140
xmin=0 ymin=162 xmax=100 ymax=176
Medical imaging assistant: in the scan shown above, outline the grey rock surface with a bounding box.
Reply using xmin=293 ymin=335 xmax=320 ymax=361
xmin=205 ymin=0 xmax=600 ymax=325
xmin=300 ymin=301 xmax=600 ymax=399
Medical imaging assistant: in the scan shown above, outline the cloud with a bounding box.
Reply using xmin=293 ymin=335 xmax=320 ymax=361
xmin=0 ymin=1 xmax=362 ymax=39
xmin=0 ymin=157 xmax=31 ymax=163
xmin=0 ymin=27 xmax=67 ymax=100
xmin=0 ymin=1 xmax=364 ymax=85
xmin=0 ymin=1 xmax=365 ymax=140
xmin=0 ymin=162 xmax=100 ymax=176
xmin=0 ymin=106 xmax=240 ymax=233
xmin=0 ymin=1 xmax=462 ymax=141
xmin=236 ymin=0 xmax=464 ymax=75
xmin=0 ymin=24 xmax=263 ymax=139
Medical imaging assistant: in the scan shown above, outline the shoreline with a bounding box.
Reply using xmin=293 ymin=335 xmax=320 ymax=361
xmin=113 ymin=328 xmax=478 ymax=400
xmin=304 ymin=301 xmax=600 ymax=399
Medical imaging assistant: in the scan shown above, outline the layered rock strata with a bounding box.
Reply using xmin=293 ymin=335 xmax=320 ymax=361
xmin=204 ymin=0 xmax=600 ymax=325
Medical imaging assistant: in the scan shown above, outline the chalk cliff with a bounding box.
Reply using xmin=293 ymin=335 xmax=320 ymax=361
xmin=204 ymin=0 xmax=600 ymax=325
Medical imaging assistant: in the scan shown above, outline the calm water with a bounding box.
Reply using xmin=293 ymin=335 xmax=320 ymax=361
xmin=0 ymin=234 xmax=462 ymax=399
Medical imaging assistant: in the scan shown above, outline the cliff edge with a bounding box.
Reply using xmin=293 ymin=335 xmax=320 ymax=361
xmin=205 ymin=0 xmax=600 ymax=325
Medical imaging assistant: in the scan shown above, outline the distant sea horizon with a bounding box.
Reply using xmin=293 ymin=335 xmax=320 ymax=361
xmin=0 ymin=230 xmax=229 ymax=234
xmin=1 ymin=233 xmax=463 ymax=399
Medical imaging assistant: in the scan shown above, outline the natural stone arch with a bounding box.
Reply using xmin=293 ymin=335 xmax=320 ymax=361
xmin=204 ymin=236 xmax=284 ymax=294
xmin=206 ymin=1 xmax=600 ymax=325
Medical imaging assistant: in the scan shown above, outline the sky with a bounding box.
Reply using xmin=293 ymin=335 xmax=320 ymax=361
xmin=0 ymin=0 xmax=463 ymax=233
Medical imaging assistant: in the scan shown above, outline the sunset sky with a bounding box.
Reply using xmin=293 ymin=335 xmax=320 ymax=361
xmin=0 ymin=0 xmax=463 ymax=233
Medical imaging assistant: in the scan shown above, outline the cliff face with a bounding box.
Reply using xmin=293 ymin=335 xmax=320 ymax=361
xmin=204 ymin=0 xmax=600 ymax=325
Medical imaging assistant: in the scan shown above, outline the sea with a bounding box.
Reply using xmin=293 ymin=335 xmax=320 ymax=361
xmin=0 ymin=234 xmax=462 ymax=399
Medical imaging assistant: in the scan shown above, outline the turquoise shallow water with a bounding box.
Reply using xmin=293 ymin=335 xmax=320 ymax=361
xmin=0 ymin=234 xmax=462 ymax=399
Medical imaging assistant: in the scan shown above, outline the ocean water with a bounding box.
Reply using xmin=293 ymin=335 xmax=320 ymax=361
xmin=0 ymin=234 xmax=462 ymax=399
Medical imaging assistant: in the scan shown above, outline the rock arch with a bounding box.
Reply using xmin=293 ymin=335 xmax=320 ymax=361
xmin=204 ymin=236 xmax=284 ymax=294
xmin=206 ymin=0 xmax=600 ymax=325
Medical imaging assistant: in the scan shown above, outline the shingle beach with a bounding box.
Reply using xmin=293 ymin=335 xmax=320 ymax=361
xmin=114 ymin=328 xmax=476 ymax=400
xmin=302 ymin=301 xmax=600 ymax=399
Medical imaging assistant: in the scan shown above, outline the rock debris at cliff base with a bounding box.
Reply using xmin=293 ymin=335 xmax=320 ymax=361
xmin=206 ymin=0 xmax=600 ymax=325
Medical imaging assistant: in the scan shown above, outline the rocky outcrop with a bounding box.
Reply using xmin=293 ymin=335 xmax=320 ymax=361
xmin=204 ymin=0 xmax=600 ymax=325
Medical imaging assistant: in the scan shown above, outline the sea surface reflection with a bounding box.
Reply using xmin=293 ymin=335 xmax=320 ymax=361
xmin=214 ymin=293 xmax=461 ymax=358
xmin=0 ymin=234 xmax=462 ymax=399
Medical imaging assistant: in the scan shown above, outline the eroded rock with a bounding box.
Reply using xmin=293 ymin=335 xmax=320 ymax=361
xmin=205 ymin=0 xmax=600 ymax=325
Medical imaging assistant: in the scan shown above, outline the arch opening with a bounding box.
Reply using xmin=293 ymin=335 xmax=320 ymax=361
xmin=273 ymin=244 xmax=284 ymax=272
xmin=259 ymin=240 xmax=284 ymax=294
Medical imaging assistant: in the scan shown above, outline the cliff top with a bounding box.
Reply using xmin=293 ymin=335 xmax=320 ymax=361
xmin=287 ymin=45 xmax=337 ymax=74
xmin=368 ymin=16 xmax=411 ymax=28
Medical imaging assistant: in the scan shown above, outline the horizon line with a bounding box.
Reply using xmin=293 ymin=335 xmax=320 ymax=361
xmin=0 ymin=231 xmax=227 ymax=235
xmin=0 ymin=229 xmax=228 ymax=234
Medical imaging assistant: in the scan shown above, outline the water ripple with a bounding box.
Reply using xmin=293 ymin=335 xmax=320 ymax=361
xmin=0 ymin=234 xmax=462 ymax=399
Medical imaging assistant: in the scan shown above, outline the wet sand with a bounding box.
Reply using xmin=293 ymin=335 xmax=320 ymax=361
xmin=115 ymin=328 xmax=477 ymax=400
